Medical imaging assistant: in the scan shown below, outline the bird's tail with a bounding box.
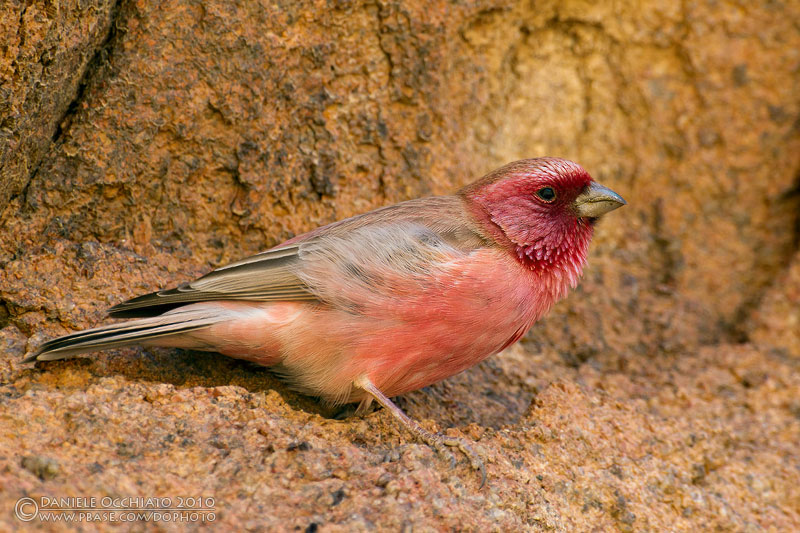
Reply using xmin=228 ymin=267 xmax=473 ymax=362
xmin=22 ymin=306 xmax=231 ymax=363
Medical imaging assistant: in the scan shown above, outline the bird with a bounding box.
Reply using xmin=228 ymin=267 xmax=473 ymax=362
xmin=23 ymin=157 xmax=625 ymax=485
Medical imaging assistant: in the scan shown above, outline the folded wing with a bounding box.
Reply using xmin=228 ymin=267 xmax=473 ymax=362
xmin=108 ymin=245 xmax=315 ymax=318
xmin=108 ymin=195 xmax=487 ymax=319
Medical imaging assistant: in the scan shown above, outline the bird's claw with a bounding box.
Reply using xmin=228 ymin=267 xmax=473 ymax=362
xmin=441 ymin=434 xmax=487 ymax=488
xmin=354 ymin=376 xmax=487 ymax=487
xmin=429 ymin=438 xmax=457 ymax=469
xmin=420 ymin=431 xmax=486 ymax=488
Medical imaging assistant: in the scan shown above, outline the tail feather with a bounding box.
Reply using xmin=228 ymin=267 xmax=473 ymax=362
xmin=23 ymin=307 xmax=230 ymax=363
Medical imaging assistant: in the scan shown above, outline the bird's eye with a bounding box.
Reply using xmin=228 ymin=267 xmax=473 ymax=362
xmin=535 ymin=187 xmax=557 ymax=203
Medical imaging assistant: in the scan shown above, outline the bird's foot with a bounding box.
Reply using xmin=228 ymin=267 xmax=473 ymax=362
xmin=411 ymin=425 xmax=486 ymax=487
xmin=353 ymin=375 xmax=486 ymax=488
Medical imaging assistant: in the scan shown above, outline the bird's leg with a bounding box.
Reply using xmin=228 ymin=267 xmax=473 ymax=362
xmin=353 ymin=375 xmax=486 ymax=487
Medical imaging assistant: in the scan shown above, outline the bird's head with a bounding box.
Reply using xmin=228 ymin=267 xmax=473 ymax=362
xmin=461 ymin=158 xmax=626 ymax=276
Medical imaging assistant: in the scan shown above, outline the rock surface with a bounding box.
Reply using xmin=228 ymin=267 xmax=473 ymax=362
xmin=1 ymin=0 xmax=799 ymax=530
xmin=0 ymin=0 xmax=115 ymax=207
xmin=751 ymin=253 xmax=800 ymax=357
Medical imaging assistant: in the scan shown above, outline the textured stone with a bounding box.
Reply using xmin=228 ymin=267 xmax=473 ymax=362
xmin=0 ymin=0 xmax=115 ymax=206
xmin=1 ymin=344 xmax=798 ymax=530
xmin=751 ymin=252 xmax=800 ymax=356
xmin=1 ymin=0 xmax=799 ymax=530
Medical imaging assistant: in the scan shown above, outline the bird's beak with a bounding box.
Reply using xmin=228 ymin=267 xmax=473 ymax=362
xmin=573 ymin=182 xmax=627 ymax=218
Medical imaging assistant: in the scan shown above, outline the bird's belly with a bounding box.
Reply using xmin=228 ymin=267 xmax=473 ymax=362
xmin=354 ymin=306 xmax=534 ymax=398
xmin=272 ymin=289 xmax=540 ymax=403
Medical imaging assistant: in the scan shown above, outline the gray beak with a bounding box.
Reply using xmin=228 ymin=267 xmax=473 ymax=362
xmin=573 ymin=182 xmax=627 ymax=218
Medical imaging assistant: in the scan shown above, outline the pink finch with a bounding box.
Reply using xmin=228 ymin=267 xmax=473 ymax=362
xmin=25 ymin=157 xmax=625 ymax=484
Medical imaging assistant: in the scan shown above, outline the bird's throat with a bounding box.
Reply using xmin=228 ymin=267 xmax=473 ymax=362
xmin=512 ymin=223 xmax=593 ymax=297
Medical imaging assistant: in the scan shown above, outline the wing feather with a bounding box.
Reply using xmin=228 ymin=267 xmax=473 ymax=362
xmin=107 ymin=195 xmax=487 ymax=318
xmin=107 ymin=245 xmax=315 ymax=318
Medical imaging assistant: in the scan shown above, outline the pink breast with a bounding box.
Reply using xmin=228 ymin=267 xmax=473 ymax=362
xmin=348 ymin=251 xmax=549 ymax=397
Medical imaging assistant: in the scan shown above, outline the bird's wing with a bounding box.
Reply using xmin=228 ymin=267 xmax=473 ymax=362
xmin=108 ymin=195 xmax=487 ymax=318
xmin=293 ymin=222 xmax=478 ymax=316
xmin=107 ymin=244 xmax=314 ymax=317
